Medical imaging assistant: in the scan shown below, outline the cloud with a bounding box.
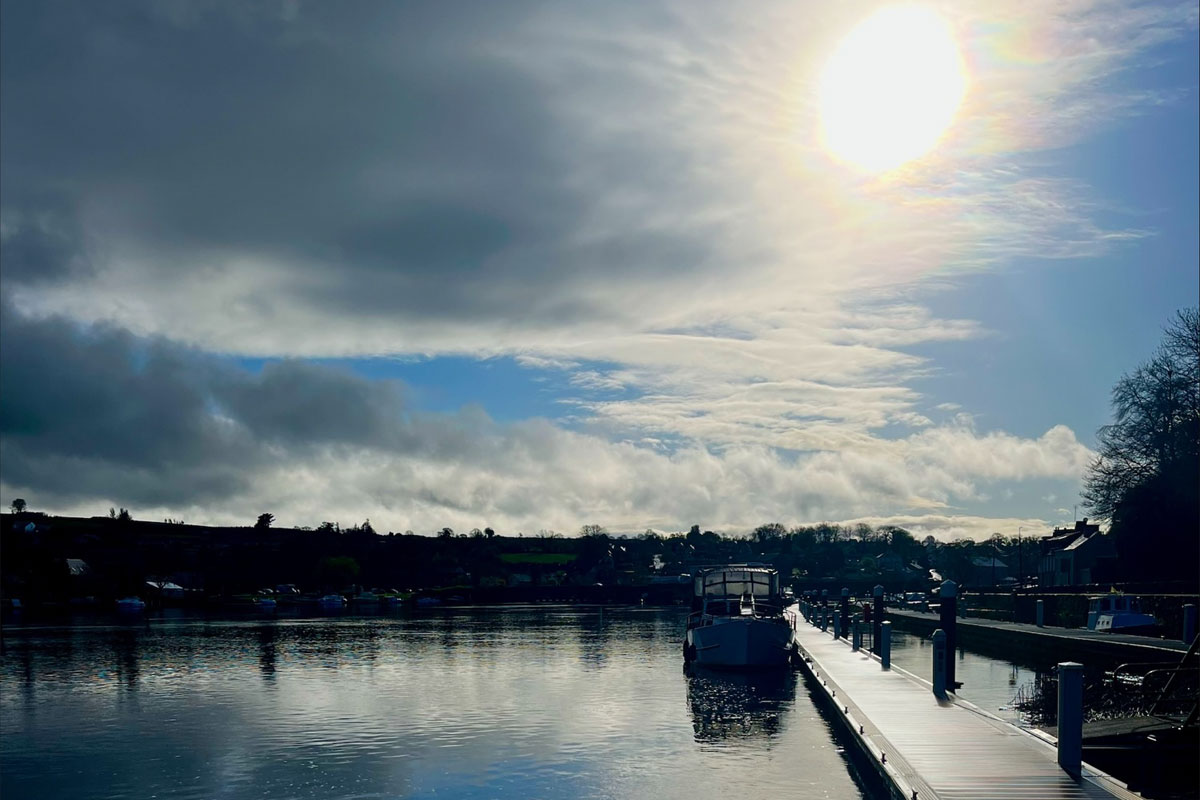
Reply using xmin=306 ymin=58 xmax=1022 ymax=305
xmin=0 ymin=1 xmax=1185 ymax=531
xmin=833 ymin=513 xmax=1057 ymax=543
xmin=1 ymin=308 xmax=1092 ymax=534
xmin=3 ymin=0 xmax=1189 ymax=360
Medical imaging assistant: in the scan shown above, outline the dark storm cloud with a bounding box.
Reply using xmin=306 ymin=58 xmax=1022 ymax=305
xmin=0 ymin=0 xmax=691 ymax=326
xmin=0 ymin=193 xmax=91 ymax=285
xmin=218 ymin=359 xmax=407 ymax=448
xmin=0 ymin=302 xmax=407 ymax=505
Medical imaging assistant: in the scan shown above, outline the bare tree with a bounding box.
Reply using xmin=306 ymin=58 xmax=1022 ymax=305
xmin=1083 ymin=308 xmax=1199 ymax=519
xmin=1082 ymin=308 xmax=1199 ymax=581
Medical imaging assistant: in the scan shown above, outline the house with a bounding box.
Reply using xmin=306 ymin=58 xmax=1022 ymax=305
xmin=870 ymin=552 xmax=905 ymax=573
xmin=145 ymin=580 xmax=185 ymax=600
xmin=1037 ymin=519 xmax=1115 ymax=587
xmin=969 ymin=556 xmax=1009 ymax=586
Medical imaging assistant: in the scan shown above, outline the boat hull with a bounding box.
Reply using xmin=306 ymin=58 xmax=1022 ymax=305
xmin=688 ymin=617 xmax=794 ymax=668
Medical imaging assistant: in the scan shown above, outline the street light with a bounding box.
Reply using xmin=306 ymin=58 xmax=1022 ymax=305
xmin=1017 ymin=526 xmax=1023 ymax=586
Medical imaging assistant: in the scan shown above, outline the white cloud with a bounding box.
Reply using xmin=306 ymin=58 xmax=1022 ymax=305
xmin=0 ymin=0 xmax=1186 ymax=532
xmin=834 ymin=513 xmax=1056 ymax=543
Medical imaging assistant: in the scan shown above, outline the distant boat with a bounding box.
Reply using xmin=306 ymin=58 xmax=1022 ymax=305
xmin=116 ymin=596 xmax=146 ymax=613
xmin=318 ymin=594 xmax=345 ymax=610
xmin=255 ymin=597 xmax=277 ymax=611
xmin=684 ymin=565 xmax=795 ymax=668
xmin=415 ymin=596 xmax=441 ymax=608
xmin=1087 ymin=593 xmax=1157 ymax=634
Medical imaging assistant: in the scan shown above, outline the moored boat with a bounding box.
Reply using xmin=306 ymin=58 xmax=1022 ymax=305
xmin=684 ymin=565 xmax=795 ymax=668
xmin=318 ymin=593 xmax=345 ymax=610
xmin=1087 ymin=593 xmax=1158 ymax=634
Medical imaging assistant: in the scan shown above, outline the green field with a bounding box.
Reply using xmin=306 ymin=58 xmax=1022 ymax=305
xmin=498 ymin=553 xmax=578 ymax=565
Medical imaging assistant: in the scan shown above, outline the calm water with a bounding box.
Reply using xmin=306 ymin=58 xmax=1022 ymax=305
xmin=2 ymin=607 xmax=874 ymax=800
xmin=886 ymin=628 xmax=1044 ymax=723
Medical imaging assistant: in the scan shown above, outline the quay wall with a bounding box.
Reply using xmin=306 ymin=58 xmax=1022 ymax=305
xmin=884 ymin=611 xmax=1184 ymax=667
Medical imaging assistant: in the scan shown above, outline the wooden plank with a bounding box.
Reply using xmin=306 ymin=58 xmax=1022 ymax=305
xmin=790 ymin=612 xmax=1141 ymax=800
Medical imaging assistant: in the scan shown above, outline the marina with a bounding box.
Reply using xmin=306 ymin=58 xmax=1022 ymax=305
xmin=790 ymin=605 xmax=1145 ymax=800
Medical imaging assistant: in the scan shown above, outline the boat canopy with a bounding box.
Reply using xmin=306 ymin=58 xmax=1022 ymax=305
xmin=695 ymin=567 xmax=778 ymax=600
xmin=1089 ymin=594 xmax=1141 ymax=613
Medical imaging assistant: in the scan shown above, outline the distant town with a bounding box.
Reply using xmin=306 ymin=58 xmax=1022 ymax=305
xmin=4 ymin=503 xmax=1195 ymax=630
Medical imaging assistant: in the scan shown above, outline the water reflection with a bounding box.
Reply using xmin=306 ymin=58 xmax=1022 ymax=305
xmin=685 ymin=665 xmax=797 ymax=743
xmin=257 ymin=624 xmax=276 ymax=682
xmin=1 ymin=610 xmax=870 ymax=800
xmin=111 ymin=628 xmax=140 ymax=689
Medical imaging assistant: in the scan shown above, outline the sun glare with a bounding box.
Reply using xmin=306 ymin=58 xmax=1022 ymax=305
xmin=818 ymin=5 xmax=966 ymax=174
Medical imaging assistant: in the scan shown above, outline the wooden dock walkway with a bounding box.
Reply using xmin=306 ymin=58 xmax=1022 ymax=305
xmin=789 ymin=612 xmax=1142 ymax=800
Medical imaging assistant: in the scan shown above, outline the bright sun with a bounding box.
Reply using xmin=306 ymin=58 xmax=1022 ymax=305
xmin=818 ymin=5 xmax=966 ymax=174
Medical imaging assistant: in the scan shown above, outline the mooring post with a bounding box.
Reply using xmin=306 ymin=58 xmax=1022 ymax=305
xmin=872 ymin=584 xmax=884 ymax=653
xmin=839 ymin=588 xmax=850 ymax=640
xmin=1036 ymin=599 xmax=1045 ymax=628
xmin=938 ymin=580 xmax=958 ymax=690
xmin=821 ymin=589 xmax=829 ymax=631
xmin=1057 ymin=662 xmax=1084 ymax=777
xmin=932 ymin=628 xmax=947 ymax=697
xmin=880 ymin=621 xmax=891 ymax=670
xmin=1183 ymin=604 xmax=1197 ymax=644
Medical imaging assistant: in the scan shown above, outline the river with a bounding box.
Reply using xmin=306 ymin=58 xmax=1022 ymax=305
xmin=2 ymin=607 xmax=875 ymax=800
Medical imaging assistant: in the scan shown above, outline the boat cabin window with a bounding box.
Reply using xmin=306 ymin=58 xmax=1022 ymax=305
xmin=695 ymin=569 xmax=777 ymax=601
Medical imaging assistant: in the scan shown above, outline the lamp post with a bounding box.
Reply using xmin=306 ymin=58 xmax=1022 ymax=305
xmin=1017 ymin=526 xmax=1023 ymax=586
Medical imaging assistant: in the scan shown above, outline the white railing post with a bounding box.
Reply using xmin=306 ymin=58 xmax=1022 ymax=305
xmin=880 ymin=621 xmax=891 ymax=669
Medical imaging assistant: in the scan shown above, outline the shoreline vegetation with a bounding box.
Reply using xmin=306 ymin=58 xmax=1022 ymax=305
xmin=3 ymin=511 xmax=1195 ymax=620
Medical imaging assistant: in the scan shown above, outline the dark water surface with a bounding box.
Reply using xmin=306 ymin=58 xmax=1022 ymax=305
xmin=2 ymin=607 xmax=873 ymax=799
xmin=885 ymin=628 xmax=1040 ymax=723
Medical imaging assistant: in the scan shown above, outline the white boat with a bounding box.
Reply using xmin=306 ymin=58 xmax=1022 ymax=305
xmin=116 ymin=596 xmax=146 ymax=613
xmin=684 ymin=565 xmax=795 ymax=668
xmin=1087 ymin=593 xmax=1157 ymax=634
xmin=318 ymin=594 xmax=345 ymax=610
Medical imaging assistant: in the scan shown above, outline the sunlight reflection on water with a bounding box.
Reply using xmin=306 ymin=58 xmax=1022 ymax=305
xmin=2 ymin=608 xmax=873 ymax=800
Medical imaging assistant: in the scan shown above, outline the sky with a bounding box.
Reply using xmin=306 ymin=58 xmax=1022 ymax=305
xmin=1 ymin=0 xmax=1197 ymax=541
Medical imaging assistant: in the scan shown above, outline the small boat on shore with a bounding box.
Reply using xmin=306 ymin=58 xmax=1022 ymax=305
xmin=1087 ymin=593 xmax=1157 ymax=634
xmin=684 ymin=565 xmax=795 ymax=668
